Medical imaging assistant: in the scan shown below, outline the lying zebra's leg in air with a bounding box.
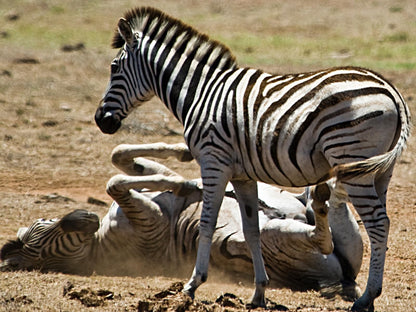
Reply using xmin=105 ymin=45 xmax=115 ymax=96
xmin=325 ymin=180 xmax=363 ymax=300
xmin=105 ymin=152 xmax=199 ymax=257
xmin=109 ymin=143 xmax=198 ymax=196
xmin=231 ymin=179 xmax=269 ymax=307
xmin=308 ymin=183 xmax=333 ymax=255
xmin=115 ymin=155 xmax=182 ymax=178
xmin=106 ymin=175 xmax=171 ymax=223
xmin=111 ymin=142 xmax=193 ymax=175
xmin=107 ymin=171 xmax=199 ymax=198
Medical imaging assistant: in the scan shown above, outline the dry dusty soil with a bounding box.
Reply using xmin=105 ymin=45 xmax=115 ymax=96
xmin=0 ymin=1 xmax=415 ymax=311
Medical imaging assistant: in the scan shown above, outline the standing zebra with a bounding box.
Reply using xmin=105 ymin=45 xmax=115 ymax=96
xmin=94 ymin=7 xmax=411 ymax=311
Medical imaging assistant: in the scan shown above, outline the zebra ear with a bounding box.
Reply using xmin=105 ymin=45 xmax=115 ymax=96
xmin=17 ymin=227 xmax=28 ymax=240
xmin=118 ymin=18 xmax=134 ymax=47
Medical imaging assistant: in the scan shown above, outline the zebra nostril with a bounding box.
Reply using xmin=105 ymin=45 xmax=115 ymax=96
xmin=95 ymin=106 xmax=104 ymax=120
xmin=95 ymin=106 xmax=122 ymax=134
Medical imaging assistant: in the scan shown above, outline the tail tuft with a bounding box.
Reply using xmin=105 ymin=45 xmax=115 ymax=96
xmin=330 ymin=149 xmax=399 ymax=181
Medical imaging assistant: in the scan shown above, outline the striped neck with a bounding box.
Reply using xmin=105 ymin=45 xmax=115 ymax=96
xmin=113 ymin=7 xmax=238 ymax=123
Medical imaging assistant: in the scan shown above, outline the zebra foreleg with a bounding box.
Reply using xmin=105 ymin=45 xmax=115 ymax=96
xmin=183 ymin=165 xmax=231 ymax=300
xmin=231 ymin=180 xmax=269 ymax=308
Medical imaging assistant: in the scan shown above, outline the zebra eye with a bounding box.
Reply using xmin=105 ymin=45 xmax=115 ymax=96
xmin=111 ymin=63 xmax=118 ymax=74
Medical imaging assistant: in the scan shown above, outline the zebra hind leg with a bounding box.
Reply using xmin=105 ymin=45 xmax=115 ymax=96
xmin=110 ymin=143 xmax=198 ymax=196
xmin=341 ymin=170 xmax=392 ymax=312
xmin=111 ymin=142 xmax=193 ymax=175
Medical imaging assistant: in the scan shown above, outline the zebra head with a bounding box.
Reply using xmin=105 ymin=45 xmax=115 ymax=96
xmin=95 ymin=16 xmax=155 ymax=134
xmin=0 ymin=209 xmax=99 ymax=275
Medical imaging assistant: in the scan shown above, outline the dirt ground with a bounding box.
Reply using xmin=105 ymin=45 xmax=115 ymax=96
xmin=0 ymin=1 xmax=415 ymax=311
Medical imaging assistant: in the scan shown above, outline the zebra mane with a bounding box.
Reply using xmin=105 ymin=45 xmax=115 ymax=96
xmin=112 ymin=7 xmax=237 ymax=70
xmin=0 ymin=239 xmax=24 ymax=260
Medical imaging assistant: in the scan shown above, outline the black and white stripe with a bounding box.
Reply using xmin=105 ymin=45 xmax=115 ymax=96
xmin=0 ymin=144 xmax=364 ymax=298
xmin=0 ymin=211 xmax=98 ymax=274
xmin=95 ymin=7 xmax=411 ymax=311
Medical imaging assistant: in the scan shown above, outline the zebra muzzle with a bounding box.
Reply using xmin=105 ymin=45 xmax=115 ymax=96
xmin=95 ymin=106 xmax=122 ymax=134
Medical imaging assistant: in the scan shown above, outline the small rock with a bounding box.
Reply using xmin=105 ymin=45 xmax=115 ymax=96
xmin=87 ymin=197 xmax=108 ymax=206
xmin=0 ymin=69 xmax=11 ymax=76
xmin=60 ymin=104 xmax=72 ymax=112
xmin=13 ymin=57 xmax=40 ymax=64
xmin=4 ymin=295 xmax=33 ymax=305
xmin=5 ymin=12 xmax=20 ymax=21
xmin=61 ymin=42 xmax=85 ymax=52
xmin=42 ymin=120 xmax=59 ymax=127
xmin=63 ymin=281 xmax=74 ymax=296
xmin=41 ymin=193 xmax=75 ymax=203
xmin=97 ymin=289 xmax=114 ymax=300
xmin=0 ymin=31 xmax=9 ymax=38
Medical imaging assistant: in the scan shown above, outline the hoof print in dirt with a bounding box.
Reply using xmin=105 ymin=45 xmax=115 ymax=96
xmin=136 ymin=281 xmax=288 ymax=311
xmin=3 ymin=295 xmax=33 ymax=306
xmin=245 ymin=298 xmax=289 ymax=311
xmin=265 ymin=299 xmax=290 ymax=311
xmin=138 ymin=282 xmax=193 ymax=312
xmin=63 ymin=283 xmax=114 ymax=307
xmin=215 ymin=293 xmax=244 ymax=309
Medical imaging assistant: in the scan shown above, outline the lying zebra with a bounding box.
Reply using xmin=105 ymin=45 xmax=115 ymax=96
xmin=0 ymin=143 xmax=363 ymax=299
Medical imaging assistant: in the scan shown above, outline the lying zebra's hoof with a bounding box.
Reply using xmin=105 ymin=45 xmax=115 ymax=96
xmin=311 ymin=183 xmax=331 ymax=203
xmin=175 ymin=181 xmax=201 ymax=197
xmin=179 ymin=150 xmax=194 ymax=162
xmin=341 ymin=281 xmax=362 ymax=302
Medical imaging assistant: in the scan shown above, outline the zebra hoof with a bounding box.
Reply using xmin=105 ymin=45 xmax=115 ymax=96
xmin=249 ymin=282 xmax=267 ymax=308
xmin=247 ymin=299 xmax=266 ymax=309
xmin=351 ymin=299 xmax=375 ymax=312
xmin=175 ymin=181 xmax=201 ymax=197
xmin=179 ymin=151 xmax=194 ymax=162
xmin=311 ymin=183 xmax=330 ymax=203
xmin=341 ymin=282 xmax=362 ymax=302
xmin=182 ymin=284 xmax=195 ymax=300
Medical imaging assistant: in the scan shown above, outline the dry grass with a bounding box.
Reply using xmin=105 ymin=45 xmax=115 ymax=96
xmin=0 ymin=0 xmax=415 ymax=311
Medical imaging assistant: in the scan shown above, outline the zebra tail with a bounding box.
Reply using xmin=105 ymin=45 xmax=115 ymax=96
xmin=330 ymin=103 xmax=411 ymax=181
xmin=330 ymin=150 xmax=398 ymax=181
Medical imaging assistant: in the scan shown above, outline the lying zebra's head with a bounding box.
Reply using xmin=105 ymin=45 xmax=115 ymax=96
xmin=0 ymin=209 xmax=99 ymax=275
